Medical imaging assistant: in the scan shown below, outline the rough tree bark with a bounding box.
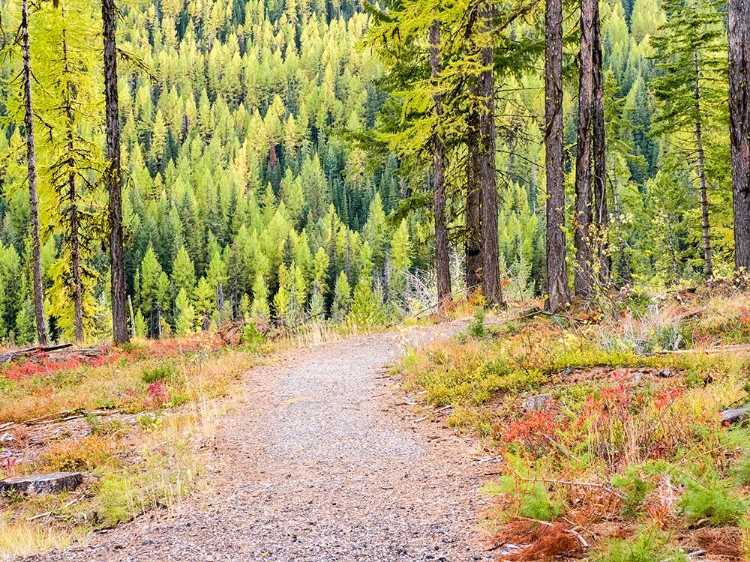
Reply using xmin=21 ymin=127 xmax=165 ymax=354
xmin=430 ymin=18 xmax=452 ymax=309
xmin=102 ymin=0 xmax=130 ymax=344
xmin=465 ymin=112 xmax=483 ymax=294
xmin=592 ymin=0 xmax=610 ymax=283
xmin=21 ymin=0 xmax=49 ymax=345
xmin=477 ymin=0 xmax=503 ymax=307
xmin=545 ymin=0 xmax=571 ymax=312
xmin=574 ymin=0 xmax=595 ymax=297
xmin=693 ymin=60 xmax=714 ymax=281
xmin=728 ymin=0 xmax=749 ymax=278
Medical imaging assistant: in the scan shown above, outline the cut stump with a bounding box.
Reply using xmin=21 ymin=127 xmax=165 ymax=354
xmin=524 ymin=394 xmax=552 ymax=411
xmin=0 ymin=472 xmax=83 ymax=495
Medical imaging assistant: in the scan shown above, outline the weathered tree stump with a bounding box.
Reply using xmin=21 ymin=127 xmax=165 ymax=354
xmin=0 ymin=472 xmax=83 ymax=495
xmin=524 ymin=394 xmax=552 ymax=411
xmin=721 ymin=403 xmax=750 ymax=425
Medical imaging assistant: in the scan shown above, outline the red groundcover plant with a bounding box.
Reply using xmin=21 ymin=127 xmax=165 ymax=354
xmin=0 ymin=335 xmax=222 ymax=382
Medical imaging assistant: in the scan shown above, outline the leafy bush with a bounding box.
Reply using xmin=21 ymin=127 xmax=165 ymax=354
xmin=678 ymin=477 xmax=747 ymax=525
xmin=652 ymin=324 xmax=684 ymax=351
xmin=421 ymin=365 xmax=544 ymax=407
xmin=85 ymin=414 xmax=123 ymax=436
xmin=40 ymin=434 xmax=117 ymax=472
xmin=141 ymin=362 xmax=175 ymax=384
xmin=733 ymin=454 xmax=750 ymax=486
xmin=592 ymin=528 xmax=688 ymax=562
xmin=611 ymin=465 xmax=653 ymax=519
xmin=467 ymin=308 xmax=487 ymax=338
xmin=95 ymin=473 xmax=133 ymax=528
xmin=242 ymin=323 xmax=266 ymax=353
xmin=136 ymin=413 xmax=163 ymax=432
xmin=487 ymin=475 xmax=564 ymax=522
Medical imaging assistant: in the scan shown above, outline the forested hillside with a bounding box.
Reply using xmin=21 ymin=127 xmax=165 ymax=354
xmin=0 ymin=0 xmax=744 ymax=344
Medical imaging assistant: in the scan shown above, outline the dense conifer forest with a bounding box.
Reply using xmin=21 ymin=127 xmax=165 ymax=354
xmin=0 ymin=0 xmax=747 ymax=343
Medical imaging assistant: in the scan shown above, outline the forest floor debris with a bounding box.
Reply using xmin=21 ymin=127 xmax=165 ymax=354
xmin=397 ymin=287 xmax=750 ymax=560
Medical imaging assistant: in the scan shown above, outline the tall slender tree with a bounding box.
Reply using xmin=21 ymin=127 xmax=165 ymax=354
xmin=102 ymin=0 xmax=129 ymax=344
xmin=49 ymin=1 xmax=85 ymax=342
xmin=545 ymin=0 xmax=570 ymax=312
xmin=592 ymin=0 xmax=609 ymax=282
xmin=651 ymin=0 xmax=725 ymax=281
xmin=574 ymin=0 xmax=595 ymax=297
xmin=466 ymin=115 xmax=483 ymax=293
xmin=430 ymin=16 xmax=452 ymax=309
xmin=21 ymin=0 xmax=49 ymax=345
xmin=729 ymin=0 xmax=750 ymax=276
xmin=477 ymin=0 xmax=502 ymax=307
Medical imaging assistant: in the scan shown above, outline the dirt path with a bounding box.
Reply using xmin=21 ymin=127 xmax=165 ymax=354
xmin=27 ymin=325 xmax=496 ymax=561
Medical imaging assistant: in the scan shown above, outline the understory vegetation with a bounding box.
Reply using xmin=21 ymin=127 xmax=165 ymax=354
xmin=399 ymin=286 xmax=750 ymax=560
xmin=0 ymin=333 xmax=266 ymax=558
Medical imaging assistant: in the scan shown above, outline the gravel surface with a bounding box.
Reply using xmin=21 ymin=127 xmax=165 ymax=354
xmin=25 ymin=324 xmax=496 ymax=561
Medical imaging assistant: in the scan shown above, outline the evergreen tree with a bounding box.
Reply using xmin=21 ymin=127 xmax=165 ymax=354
xmin=139 ymin=245 xmax=165 ymax=337
xmin=389 ymin=219 xmax=412 ymax=303
xmin=430 ymin=15 xmax=451 ymax=309
xmin=650 ymin=0 xmax=727 ymax=280
xmin=251 ymin=272 xmax=271 ymax=321
xmin=273 ymin=263 xmax=291 ymax=325
xmin=172 ymin=246 xmax=197 ymax=299
xmin=20 ymin=0 xmax=49 ymax=344
xmin=575 ymin=0 xmax=597 ymax=297
xmin=349 ymin=241 xmax=385 ymax=326
xmin=193 ymin=276 xmax=215 ymax=330
xmin=175 ymin=288 xmax=196 ymax=335
xmin=331 ymin=270 xmax=352 ymax=323
xmin=310 ymin=247 xmax=330 ymax=318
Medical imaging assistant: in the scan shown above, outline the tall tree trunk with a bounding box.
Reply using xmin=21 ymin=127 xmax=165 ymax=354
xmin=477 ymin=0 xmax=503 ymax=307
xmin=430 ymin=18 xmax=452 ymax=309
xmin=729 ymin=0 xmax=750 ymax=277
xmin=69 ymin=172 xmax=84 ymax=342
xmin=545 ymin=0 xmax=571 ymax=312
xmin=61 ymin=6 xmax=84 ymax=343
xmin=592 ymin=0 xmax=609 ymax=283
xmin=693 ymin=52 xmax=713 ymax=281
xmin=102 ymin=0 xmax=130 ymax=344
xmin=21 ymin=0 xmax=49 ymax=345
xmin=465 ymin=112 xmax=483 ymax=293
xmin=574 ymin=0 xmax=595 ymax=297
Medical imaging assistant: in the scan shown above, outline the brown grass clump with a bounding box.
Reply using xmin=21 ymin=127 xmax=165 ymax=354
xmin=694 ymin=527 xmax=745 ymax=559
xmin=494 ymin=519 xmax=587 ymax=561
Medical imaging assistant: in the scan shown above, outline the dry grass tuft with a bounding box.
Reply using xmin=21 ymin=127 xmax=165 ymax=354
xmin=495 ymin=519 xmax=587 ymax=561
xmin=0 ymin=519 xmax=75 ymax=561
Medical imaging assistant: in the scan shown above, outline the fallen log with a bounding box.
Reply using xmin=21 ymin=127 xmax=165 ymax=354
xmin=721 ymin=403 xmax=750 ymax=425
xmin=657 ymin=344 xmax=750 ymax=356
xmin=218 ymin=321 xmax=244 ymax=345
xmin=0 ymin=343 xmax=73 ymax=364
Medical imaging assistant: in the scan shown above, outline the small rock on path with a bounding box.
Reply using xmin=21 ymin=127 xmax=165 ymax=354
xmin=25 ymin=325 xmax=495 ymax=561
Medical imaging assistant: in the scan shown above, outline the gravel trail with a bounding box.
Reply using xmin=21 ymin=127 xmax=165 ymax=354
xmin=27 ymin=325 xmax=495 ymax=561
